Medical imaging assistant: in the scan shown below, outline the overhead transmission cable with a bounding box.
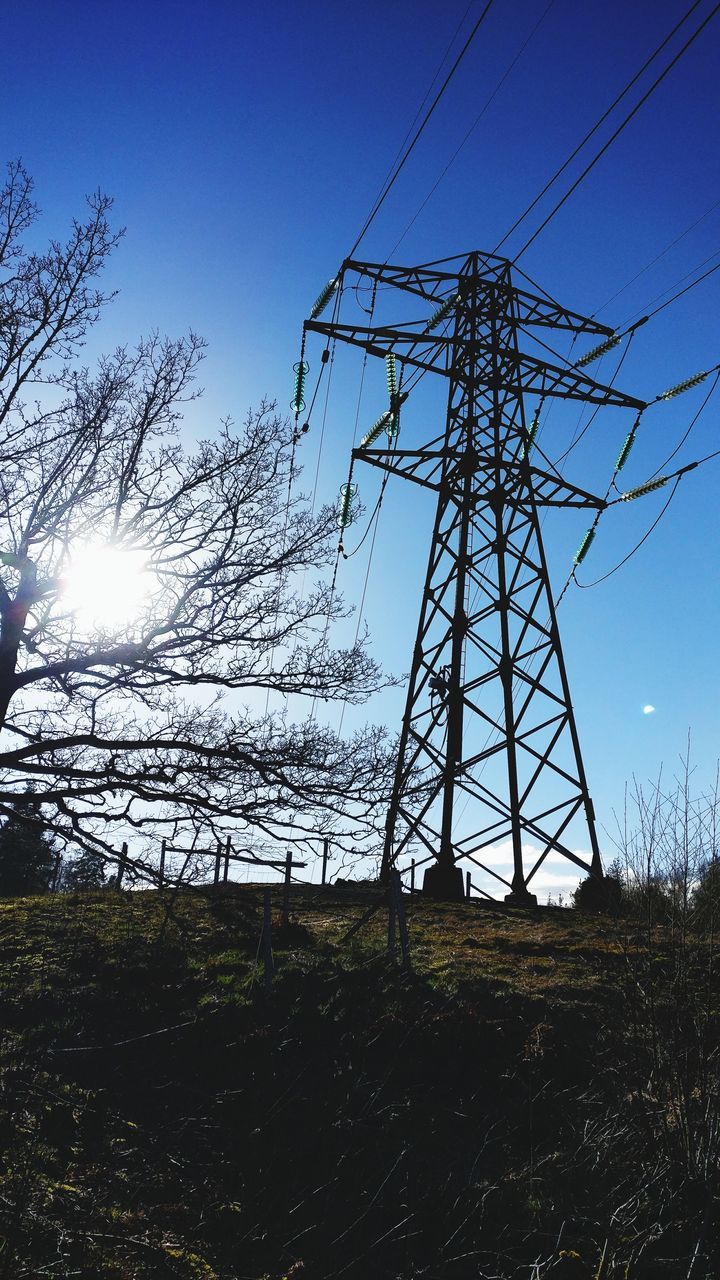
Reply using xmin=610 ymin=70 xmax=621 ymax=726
xmin=346 ymin=0 xmax=496 ymax=260
xmin=370 ymin=1 xmax=475 ymax=205
xmin=618 ymin=252 xmax=720 ymax=333
xmin=495 ymin=0 xmax=719 ymax=260
xmin=386 ymin=0 xmax=556 ymax=259
xmin=593 ymin=195 xmax=720 ymax=317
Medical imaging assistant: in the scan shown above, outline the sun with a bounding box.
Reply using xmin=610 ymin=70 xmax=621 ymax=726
xmin=61 ymin=544 xmax=153 ymax=630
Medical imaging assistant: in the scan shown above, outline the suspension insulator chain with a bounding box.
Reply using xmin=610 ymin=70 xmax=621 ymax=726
xmin=524 ymin=399 xmax=544 ymax=457
xmin=658 ymin=370 xmax=708 ymax=400
xmin=615 ymin=408 xmax=644 ymax=473
xmin=576 ymin=333 xmax=620 ymax=368
xmin=360 ymin=410 xmax=394 ymax=448
xmin=574 ymin=526 xmax=597 ymax=565
xmin=337 ymin=480 xmax=358 ymax=528
xmin=620 ymin=475 xmax=669 ymax=501
xmin=427 ymin=293 xmax=459 ymax=331
xmin=310 ymin=277 xmax=339 ymax=320
xmin=291 ymin=359 xmax=309 ymax=415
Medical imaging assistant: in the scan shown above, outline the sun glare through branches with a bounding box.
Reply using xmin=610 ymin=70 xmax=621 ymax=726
xmin=61 ymin=544 xmax=154 ymax=631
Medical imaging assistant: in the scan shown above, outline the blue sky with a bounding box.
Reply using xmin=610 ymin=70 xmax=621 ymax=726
xmin=4 ymin=0 xmax=720 ymax=893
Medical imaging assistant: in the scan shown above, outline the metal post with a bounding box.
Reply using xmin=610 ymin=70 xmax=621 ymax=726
xmin=213 ymin=841 xmax=222 ymax=888
xmin=466 ymin=870 xmax=472 ymax=900
xmin=159 ymin=839 xmax=166 ymax=889
xmin=321 ymin=836 xmax=329 ymax=885
xmin=116 ymin=841 xmax=128 ymax=891
xmin=392 ymin=870 xmax=411 ymax=971
xmin=410 ymin=859 xmax=415 ymax=893
xmin=223 ymin=836 xmax=231 ymax=884
xmin=387 ymin=888 xmax=397 ymax=954
xmin=262 ymin=887 xmax=274 ymax=989
xmin=283 ymin=848 xmax=292 ymax=926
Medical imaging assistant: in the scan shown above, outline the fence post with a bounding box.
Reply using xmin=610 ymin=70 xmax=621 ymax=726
xmin=262 ymin=887 xmax=274 ymax=989
xmin=116 ymin=841 xmax=128 ymax=891
xmin=392 ymin=870 xmax=411 ymax=971
xmin=213 ymin=842 xmax=222 ymax=888
xmin=387 ymin=887 xmax=397 ymax=955
xmin=159 ymin=839 xmax=166 ymax=890
xmin=410 ymin=859 xmax=415 ymax=893
xmin=466 ymin=870 xmax=472 ymax=901
xmin=223 ymin=836 xmax=231 ymax=884
xmin=321 ymin=837 xmax=329 ymax=885
xmin=51 ymin=849 xmax=63 ymax=892
xmin=283 ymin=848 xmax=292 ymax=926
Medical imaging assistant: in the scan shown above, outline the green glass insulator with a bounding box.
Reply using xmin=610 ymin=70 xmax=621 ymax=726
xmin=427 ymin=293 xmax=458 ymax=331
xmin=576 ymin=334 xmax=620 ymax=368
xmin=360 ymin=411 xmax=393 ymax=448
xmin=337 ymin=482 xmax=358 ymax=528
xmin=574 ymin=527 xmax=596 ymax=565
xmin=310 ymin=278 xmax=338 ymax=320
xmin=524 ymin=410 xmax=541 ymax=456
xmin=291 ymin=360 xmax=309 ymax=414
xmin=615 ymin=430 xmax=636 ymax=472
xmin=385 ymin=352 xmax=398 ymax=398
xmin=621 ymin=476 xmax=669 ymax=502
xmin=660 ymin=371 xmax=708 ymax=400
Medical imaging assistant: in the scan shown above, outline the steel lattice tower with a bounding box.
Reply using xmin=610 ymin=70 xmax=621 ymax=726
xmin=307 ymin=251 xmax=644 ymax=902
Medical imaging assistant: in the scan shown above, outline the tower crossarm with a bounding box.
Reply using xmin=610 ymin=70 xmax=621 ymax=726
xmin=306 ymin=319 xmax=646 ymax=409
xmin=520 ymin=464 xmax=607 ymax=509
xmin=352 ymin=443 xmax=608 ymax=509
xmin=342 ymin=257 xmax=614 ymax=337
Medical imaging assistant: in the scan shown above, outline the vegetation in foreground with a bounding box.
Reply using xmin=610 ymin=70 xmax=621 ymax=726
xmin=0 ymin=883 xmax=717 ymax=1280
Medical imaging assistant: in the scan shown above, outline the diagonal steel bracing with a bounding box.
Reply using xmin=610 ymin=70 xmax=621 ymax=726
xmin=306 ymin=251 xmax=645 ymax=901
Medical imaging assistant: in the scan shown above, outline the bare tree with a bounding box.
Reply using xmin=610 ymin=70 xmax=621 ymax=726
xmin=0 ymin=161 xmax=393 ymax=876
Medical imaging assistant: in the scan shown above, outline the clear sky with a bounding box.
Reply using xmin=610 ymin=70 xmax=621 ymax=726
xmin=4 ymin=0 xmax=720 ymax=895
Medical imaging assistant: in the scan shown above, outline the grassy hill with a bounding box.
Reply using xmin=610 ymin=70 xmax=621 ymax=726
xmin=0 ymin=884 xmax=716 ymax=1279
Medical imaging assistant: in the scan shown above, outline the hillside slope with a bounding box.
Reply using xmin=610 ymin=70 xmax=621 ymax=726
xmin=0 ymin=884 xmax=716 ymax=1279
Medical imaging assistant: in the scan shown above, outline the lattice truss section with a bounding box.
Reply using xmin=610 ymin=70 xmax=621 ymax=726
xmin=307 ymin=252 xmax=644 ymax=900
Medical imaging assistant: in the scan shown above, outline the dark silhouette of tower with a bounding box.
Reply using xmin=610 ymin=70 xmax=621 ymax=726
xmin=307 ymin=252 xmax=644 ymax=901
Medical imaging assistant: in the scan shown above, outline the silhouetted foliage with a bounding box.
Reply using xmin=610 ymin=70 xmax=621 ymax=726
xmin=0 ymin=161 xmax=393 ymax=879
xmin=572 ymin=865 xmax=623 ymax=913
xmin=692 ymin=853 xmax=720 ymax=929
xmin=0 ymin=795 xmax=56 ymax=895
xmin=60 ymin=847 xmax=107 ymax=891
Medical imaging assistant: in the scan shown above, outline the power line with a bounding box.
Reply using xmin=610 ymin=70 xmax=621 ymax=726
xmin=370 ymin=1 xmax=475 ymax=208
xmin=621 ymin=252 xmax=720 ymax=332
xmin=575 ymin=477 xmax=681 ymax=588
xmin=592 ymin=194 xmax=720 ymax=317
xmin=346 ymin=0 xmax=496 ymax=260
xmin=493 ymin=0 xmax=704 ymax=253
xmin=386 ymin=0 xmax=556 ymax=259
xmin=498 ymin=0 xmax=719 ymax=261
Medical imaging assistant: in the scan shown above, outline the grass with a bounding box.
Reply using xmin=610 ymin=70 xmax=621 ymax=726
xmin=0 ymin=883 xmax=716 ymax=1279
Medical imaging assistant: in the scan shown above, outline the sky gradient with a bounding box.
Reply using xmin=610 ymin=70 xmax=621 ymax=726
xmin=4 ymin=0 xmax=720 ymax=894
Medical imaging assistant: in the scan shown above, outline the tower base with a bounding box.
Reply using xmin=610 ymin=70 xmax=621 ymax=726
xmin=423 ymin=863 xmax=466 ymax=901
xmin=504 ymin=889 xmax=538 ymax=908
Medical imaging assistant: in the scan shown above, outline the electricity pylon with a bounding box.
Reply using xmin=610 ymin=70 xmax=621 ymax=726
xmin=307 ymin=251 xmax=645 ymax=902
